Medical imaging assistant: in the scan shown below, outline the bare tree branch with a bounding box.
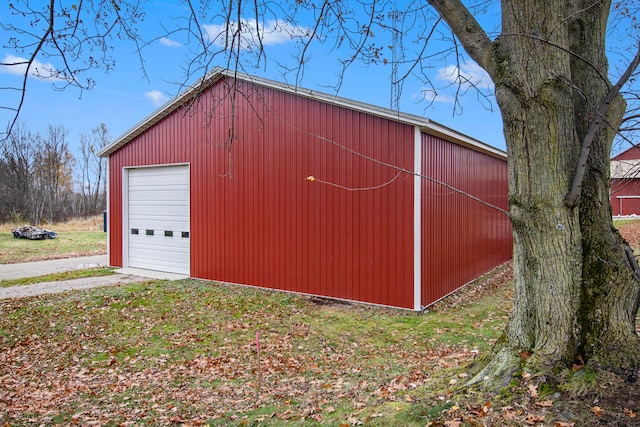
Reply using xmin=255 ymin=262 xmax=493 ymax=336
xmin=2 ymin=1 xmax=55 ymax=142
xmin=565 ymin=41 xmax=640 ymax=207
xmin=426 ymin=0 xmax=495 ymax=76
xmin=1 ymin=1 xmax=144 ymax=141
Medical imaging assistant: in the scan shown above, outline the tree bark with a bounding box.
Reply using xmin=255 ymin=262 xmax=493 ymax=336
xmin=490 ymin=0 xmax=584 ymax=381
xmin=430 ymin=0 xmax=640 ymax=387
xmin=570 ymin=0 xmax=640 ymax=381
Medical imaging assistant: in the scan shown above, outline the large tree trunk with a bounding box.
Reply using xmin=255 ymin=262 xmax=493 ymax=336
xmin=570 ymin=0 xmax=640 ymax=381
xmin=477 ymin=2 xmax=585 ymax=384
xmin=429 ymin=0 xmax=640 ymax=388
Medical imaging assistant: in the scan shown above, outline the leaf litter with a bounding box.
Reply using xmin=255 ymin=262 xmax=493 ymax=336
xmin=0 ymin=218 xmax=639 ymax=427
xmin=0 ymin=279 xmax=474 ymax=425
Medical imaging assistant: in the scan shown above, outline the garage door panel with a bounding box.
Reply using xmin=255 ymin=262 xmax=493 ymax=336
xmin=130 ymin=169 xmax=188 ymax=180
xmin=129 ymin=204 xmax=189 ymax=215
xmin=129 ymin=241 xmax=189 ymax=256
xmin=129 ymin=188 xmax=189 ymax=198
xmin=128 ymin=192 xmax=189 ymax=203
xmin=128 ymin=231 xmax=190 ymax=240
xmin=130 ymin=179 xmax=187 ymax=188
xmin=129 ymin=186 xmax=187 ymax=196
xmin=127 ymin=165 xmax=190 ymax=275
xmin=129 ymin=214 xmax=190 ymax=225
xmin=128 ymin=258 xmax=189 ymax=274
xmin=129 ymin=246 xmax=190 ymax=259
xmin=128 ymin=224 xmax=190 ymax=233
xmin=130 ymin=178 xmax=188 ymax=187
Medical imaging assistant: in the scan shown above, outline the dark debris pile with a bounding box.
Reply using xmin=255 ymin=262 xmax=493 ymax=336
xmin=12 ymin=225 xmax=57 ymax=240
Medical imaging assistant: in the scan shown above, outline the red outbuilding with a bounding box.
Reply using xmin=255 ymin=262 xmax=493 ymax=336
xmin=99 ymin=68 xmax=512 ymax=311
xmin=610 ymin=146 xmax=640 ymax=217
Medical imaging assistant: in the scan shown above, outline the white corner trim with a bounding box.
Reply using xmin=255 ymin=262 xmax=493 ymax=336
xmin=121 ymin=168 xmax=130 ymax=268
xmin=413 ymin=126 xmax=423 ymax=311
xmin=105 ymin=158 xmax=111 ymax=264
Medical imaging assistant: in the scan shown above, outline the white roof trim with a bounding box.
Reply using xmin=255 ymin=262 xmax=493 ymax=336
xmin=99 ymin=67 xmax=506 ymax=159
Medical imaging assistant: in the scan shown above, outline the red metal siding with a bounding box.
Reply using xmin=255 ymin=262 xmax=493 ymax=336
xmin=108 ymin=78 xmax=416 ymax=308
xmin=420 ymin=133 xmax=511 ymax=307
xmin=610 ymin=178 xmax=640 ymax=216
xmin=107 ymin=160 xmax=122 ymax=266
xmin=610 ymin=147 xmax=640 ymax=216
xmin=107 ymin=75 xmax=512 ymax=310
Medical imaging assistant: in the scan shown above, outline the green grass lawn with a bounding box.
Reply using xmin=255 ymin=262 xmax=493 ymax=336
xmin=0 ymin=230 xmax=106 ymax=264
xmin=0 ymin=273 xmax=512 ymax=426
xmin=1 ymin=259 xmax=635 ymax=426
xmin=1 ymin=217 xmax=637 ymax=426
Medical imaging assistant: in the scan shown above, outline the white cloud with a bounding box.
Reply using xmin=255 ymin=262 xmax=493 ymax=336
xmin=0 ymin=54 xmax=62 ymax=80
xmin=418 ymin=90 xmax=456 ymax=105
xmin=436 ymin=62 xmax=493 ymax=89
xmin=415 ymin=61 xmax=494 ymax=105
xmin=160 ymin=37 xmax=182 ymax=48
xmin=145 ymin=90 xmax=169 ymax=106
xmin=202 ymin=18 xmax=311 ymax=50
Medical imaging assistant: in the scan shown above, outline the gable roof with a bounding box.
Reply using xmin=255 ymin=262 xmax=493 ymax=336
xmin=98 ymin=67 xmax=506 ymax=159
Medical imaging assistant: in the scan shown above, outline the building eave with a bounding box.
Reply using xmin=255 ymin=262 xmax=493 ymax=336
xmin=99 ymin=67 xmax=506 ymax=160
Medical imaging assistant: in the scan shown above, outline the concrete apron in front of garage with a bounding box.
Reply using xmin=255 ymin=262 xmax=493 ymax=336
xmin=0 ymin=256 xmax=188 ymax=300
xmin=114 ymin=267 xmax=188 ymax=281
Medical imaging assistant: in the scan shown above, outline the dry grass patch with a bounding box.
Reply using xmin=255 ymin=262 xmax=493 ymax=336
xmin=0 ymin=215 xmax=104 ymax=233
xmin=0 ymin=215 xmax=106 ymax=264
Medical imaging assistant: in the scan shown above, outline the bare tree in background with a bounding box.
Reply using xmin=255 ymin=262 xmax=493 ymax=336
xmin=78 ymin=123 xmax=108 ymax=216
xmin=0 ymin=123 xmax=37 ymax=222
xmin=2 ymin=0 xmax=640 ymax=388
xmin=0 ymin=123 xmax=75 ymax=223
xmin=32 ymin=125 xmax=76 ymax=223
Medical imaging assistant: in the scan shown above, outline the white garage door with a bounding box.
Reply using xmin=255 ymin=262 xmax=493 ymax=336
xmin=126 ymin=165 xmax=190 ymax=275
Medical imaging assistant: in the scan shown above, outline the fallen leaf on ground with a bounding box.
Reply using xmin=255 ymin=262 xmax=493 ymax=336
xmin=468 ymin=401 xmax=491 ymax=417
xmin=591 ymin=406 xmax=605 ymax=416
xmin=524 ymin=413 xmax=545 ymax=424
xmin=571 ymin=355 xmax=585 ymax=371
xmin=501 ymin=406 xmax=517 ymax=421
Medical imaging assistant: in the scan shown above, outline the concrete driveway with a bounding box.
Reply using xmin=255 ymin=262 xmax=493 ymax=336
xmin=0 ymin=255 xmax=188 ymax=299
xmin=0 ymin=255 xmax=108 ymax=280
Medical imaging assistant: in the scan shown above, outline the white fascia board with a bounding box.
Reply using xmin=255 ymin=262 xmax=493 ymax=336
xmin=421 ymin=121 xmax=506 ymax=160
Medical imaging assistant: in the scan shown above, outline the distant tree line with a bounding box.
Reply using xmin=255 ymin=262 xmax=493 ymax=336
xmin=0 ymin=123 xmax=108 ymax=224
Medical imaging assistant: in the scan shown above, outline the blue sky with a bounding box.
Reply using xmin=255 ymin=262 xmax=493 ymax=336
xmin=0 ymin=1 xmax=516 ymax=155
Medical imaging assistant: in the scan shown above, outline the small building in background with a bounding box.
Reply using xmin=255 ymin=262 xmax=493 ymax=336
xmin=610 ymin=146 xmax=640 ymax=217
xmin=99 ymin=68 xmax=512 ymax=311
